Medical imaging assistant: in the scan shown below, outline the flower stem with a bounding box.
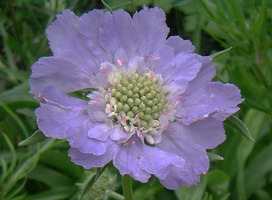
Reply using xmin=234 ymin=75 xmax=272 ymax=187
xmin=109 ymin=191 xmax=124 ymax=200
xmin=122 ymin=174 xmax=133 ymax=200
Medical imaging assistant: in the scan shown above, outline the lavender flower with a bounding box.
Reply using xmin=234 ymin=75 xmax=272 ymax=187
xmin=30 ymin=7 xmax=243 ymax=189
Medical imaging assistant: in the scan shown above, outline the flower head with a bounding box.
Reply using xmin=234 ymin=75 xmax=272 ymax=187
xmin=30 ymin=7 xmax=243 ymax=189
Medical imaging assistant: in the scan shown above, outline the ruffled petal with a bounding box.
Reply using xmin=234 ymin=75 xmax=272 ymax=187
xmin=165 ymin=119 xmax=225 ymax=149
xmin=87 ymin=123 xmax=110 ymax=141
xmin=156 ymin=125 xmax=209 ymax=188
xmin=66 ymin=123 xmax=108 ymax=156
xmin=99 ymin=9 xmax=137 ymax=54
xmin=168 ymin=53 xmax=202 ymax=93
xmin=110 ymin=127 xmax=134 ymax=143
xmin=185 ymin=56 xmax=216 ymax=94
xmin=137 ymin=142 xmax=185 ymax=180
xmin=159 ymin=166 xmax=199 ymax=189
xmin=148 ymin=45 xmax=175 ymax=76
xmin=133 ymin=7 xmax=169 ymax=56
xmin=35 ymin=86 xmax=87 ymax=139
xmin=114 ymin=48 xmax=128 ymax=68
xmin=180 ymin=82 xmax=244 ymax=125
xmin=46 ymin=10 xmax=98 ymax=74
xmin=166 ymin=36 xmax=195 ymax=55
xmin=68 ymin=140 xmax=118 ymax=168
xmin=113 ymin=137 xmax=151 ymax=182
xmin=35 ymin=86 xmax=107 ymax=156
xmin=79 ymin=9 xmax=111 ymax=56
xmin=113 ymin=137 xmax=185 ymax=182
xmin=30 ymin=57 xmax=91 ymax=95
xmin=87 ymin=91 xmax=109 ymax=123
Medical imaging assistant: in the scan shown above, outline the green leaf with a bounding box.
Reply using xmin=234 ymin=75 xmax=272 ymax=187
xmin=39 ymin=150 xmax=83 ymax=181
xmin=22 ymin=187 xmax=76 ymax=200
xmin=207 ymin=152 xmax=224 ymax=162
xmin=229 ymin=0 xmax=248 ymax=34
xmin=251 ymin=1 xmax=268 ymax=36
xmin=233 ymin=109 xmax=266 ymax=200
xmin=78 ymin=168 xmax=117 ymax=200
xmin=27 ymin=164 xmax=74 ymax=187
xmin=175 ymin=175 xmax=207 ymax=200
xmin=0 ymin=81 xmax=34 ymax=103
xmin=224 ymin=115 xmax=254 ymax=142
xmin=79 ymin=165 xmax=108 ymax=200
xmin=1 ymin=133 xmax=17 ymax=183
xmin=6 ymin=151 xmax=39 ymax=194
xmin=134 ymin=184 xmax=163 ymax=200
xmin=67 ymin=88 xmax=96 ymax=101
xmin=254 ymin=189 xmax=272 ymax=200
xmin=1 ymin=158 xmax=8 ymax=183
xmin=5 ymin=179 xmax=27 ymax=200
xmin=0 ymin=20 xmax=17 ymax=70
xmin=245 ymin=143 xmax=272 ymax=197
xmin=0 ymin=101 xmax=29 ymax=138
xmin=153 ymin=0 xmax=175 ymax=12
xmin=18 ymin=130 xmax=47 ymax=146
xmin=101 ymin=0 xmax=113 ymax=13
xmin=207 ymin=170 xmax=230 ymax=195
xmin=211 ymin=47 xmax=232 ymax=59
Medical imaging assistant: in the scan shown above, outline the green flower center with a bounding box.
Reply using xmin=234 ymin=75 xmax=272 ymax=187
xmin=104 ymin=72 xmax=168 ymax=131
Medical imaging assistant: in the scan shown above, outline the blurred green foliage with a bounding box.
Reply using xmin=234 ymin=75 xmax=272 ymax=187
xmin=0 ymin=0 xmax=271 ymax=199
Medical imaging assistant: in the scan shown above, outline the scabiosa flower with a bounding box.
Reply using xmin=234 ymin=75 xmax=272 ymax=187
xmin=30 ymin=7 xmax=243 ymax=189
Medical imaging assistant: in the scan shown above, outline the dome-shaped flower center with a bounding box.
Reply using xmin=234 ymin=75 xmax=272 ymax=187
xmin=104 ymin=71 xmax=169 ymax=135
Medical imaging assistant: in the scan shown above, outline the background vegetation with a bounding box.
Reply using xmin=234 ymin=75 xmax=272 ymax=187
xmin=0 ymin=0 xmax=271 ymax=199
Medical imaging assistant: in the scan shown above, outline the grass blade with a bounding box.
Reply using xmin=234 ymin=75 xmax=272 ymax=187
xmin=79 ymin=165 xmax=108 ymax=200
xmin=211 ymin=47 xmax=232 ymax=59
xmin=18 ymin=130 xmax=47 ymax=146
xmin=224 ymin=115 xmax=254 ymax=142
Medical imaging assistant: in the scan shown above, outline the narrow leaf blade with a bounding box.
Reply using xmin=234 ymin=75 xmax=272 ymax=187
xmin=224 ymin=115 xmax=254 ymax=142
xmin=207 ymin=152 xmax=224 ymax=162
xmin=211 ymin=47 xmax=232 ymax=59
xmin=79 ymin=165 xmax=108 ymax=200
xmin=18 ymin=130 xmax=47 ymax=146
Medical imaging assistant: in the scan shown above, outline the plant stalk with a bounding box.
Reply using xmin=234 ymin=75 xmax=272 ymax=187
xmin=122 ymin=174 xmax=133 ymax=200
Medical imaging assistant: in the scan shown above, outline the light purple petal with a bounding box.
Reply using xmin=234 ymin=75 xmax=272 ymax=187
xmin=46 ymin=10 xmax=98 ymax=74
xmin=168 ymin=53 xmax=202 ymax=93
xmin=68 ymin=140 xmax=118 ymax=168
xmin=87 ymin=92 xmax=109 ymax=123
xmin=148 ymin=45 xmax=175 ymax=76
xmin=66 ymin=122 xmax=108 ymax=156
xmin=159 ymin=166 xmax=199 ymax=189
xmin=99 ymin=9 xmax=137 ymax=54
xmin=133 ymin=7 xmax=169 ymax=56
xmin=79 ymin=9 xmax=111 ymax=56
xmin=156 ymin=126 xmax=209 ymax=188
xmin=126 ymin=56 xmax=146 ymax=74
xmin=113 ymin=137 xmax=151 ymax=182
xmin=35 ymin=86 xmax=88 ymax=139
xmin=110 ymin=127 xmax=134 ymax=143
xmin=114 ymin=48 xmax=128 ymax=68
xmin=113 ymin=137 xmax=185 ymax=182
xmin=166 ymin=36 xmax=195 ymax=55
xmin=185 ymin=55 xmax=216 ymax=94
xmin=157 ymin=128 xmax=209 ymax=175
xmin=88 ymin=123 xmax=110 ymax=141
xmin=79 ymin=9 xmax=114 ymax=69
xmin=166 ymin=119 xmax=225 ymax=149
xmin=89 ymin=72 xmax=109 ymax=89
xmin=35 ymin=86 xmax=107 ymax=156
xmin=180 ymin=82 xmax=243 ymax=124
xmin=36 ymin=85 xmax=87 ymax=107
xmin=137 ymin=142 xmax=185 ymax=180
xmin=30 ymin=57 xmax=91 ymax=95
